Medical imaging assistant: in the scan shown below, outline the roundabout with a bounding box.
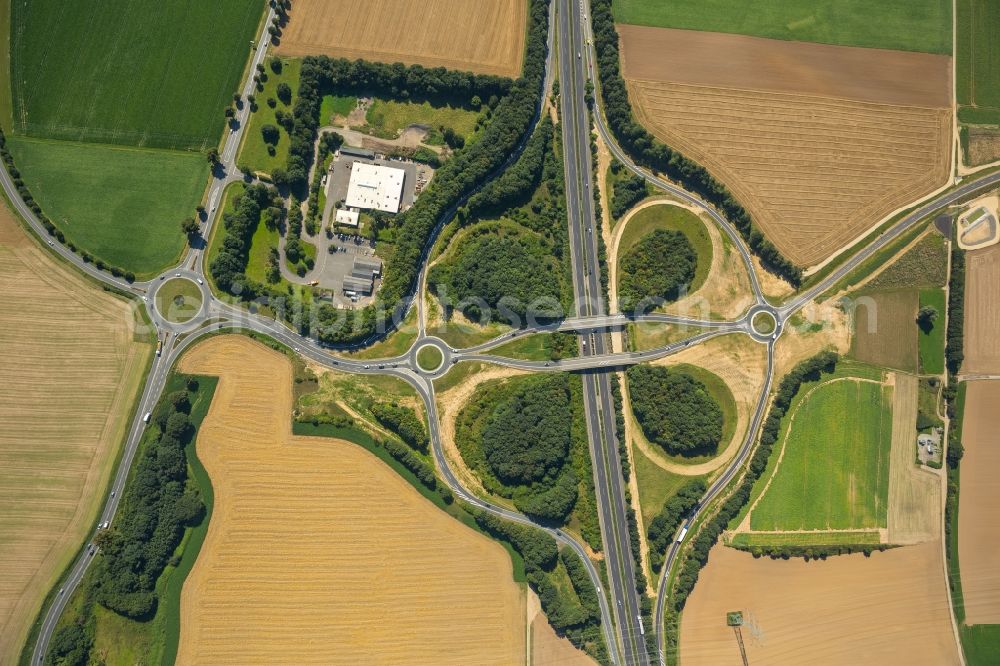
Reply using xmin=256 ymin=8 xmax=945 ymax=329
xmin=410 ymin=337 xmax=451 ymax=377
xmin=748 ymin=306 xmax=781 ymax=342
xmin=152 ymin=275 xmax=205 ymax=326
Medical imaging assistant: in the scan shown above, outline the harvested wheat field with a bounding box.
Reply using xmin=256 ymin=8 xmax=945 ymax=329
xmin=886 ymin=373 xmax=940 ymax=545
xmin=620 ymin=26 xmax=952 ymax=267
xmin=530 ymin=593 xmax=596 ymax=666
xmin=958 ymin=380 xmax=1000 ymax=624
xmin=680 ymin=543 xmax=959 ymax=665
xmin=276 ymin=0 xmax=526 ymax=77
xmin=177 ymin=336 xmax=525 ymax=665
xmin=964 ymin=243 xmax=1000 ymax=373
xmin=0 ymin=205 xmax=150 ymax=662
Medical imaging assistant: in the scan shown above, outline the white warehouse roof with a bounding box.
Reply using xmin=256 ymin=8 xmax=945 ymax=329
xmin=345 ymin=162 xmax=405 ymax=213
xmin=335 ymin=209 xmax=359 ymax=226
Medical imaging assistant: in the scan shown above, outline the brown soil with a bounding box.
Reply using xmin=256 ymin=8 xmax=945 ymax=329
xmin=957 ymin=380 xmax=1000 ymax=624
xmin=964 ymin=243 xmax=1000 ymax=373
xmin=177 ymin=336 xmax=525 ymax=664
xmin=774 ymin=300 xmax=851 ymax=379
xmin=0 ymin=206 xmax=150 ymax=662
xmin=680 ymin=543 xmax=959 ymax=665
xmin=851 ymin=290 xmax=919 ymax=372
xmin=886 ymin=373 xmax=940 ymax=544
xmin=276 ymin=0 xmax=526 ymax=78
xmin=967 ymin=126 xmax=1000 ymax=167
xmin=618 ymin=26 xmax=951 ymax=108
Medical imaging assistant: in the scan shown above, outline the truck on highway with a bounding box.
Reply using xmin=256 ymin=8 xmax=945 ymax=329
xmin=676 ymin=526 xmax=689 ymax=543
xmin=156 ymin=339 xmax=162 ymax=357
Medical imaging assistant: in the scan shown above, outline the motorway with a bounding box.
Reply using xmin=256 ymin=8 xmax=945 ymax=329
xmin=14 ymin=0 xmax=1000 ymax=663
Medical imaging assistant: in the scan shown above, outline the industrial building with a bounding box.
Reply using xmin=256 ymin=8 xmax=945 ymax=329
xmin=335 ymin=209 xmax=359 ymax=227
xmin=344 ymin=162 xmax=405 ymax=213
xmin=341 ymin=256 xmax=383 ymax=297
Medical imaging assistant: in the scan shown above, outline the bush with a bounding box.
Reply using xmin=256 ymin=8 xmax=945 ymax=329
xmin=611 ymin=172 xmax=647 ymax=219
xmin=627 ymin=365 xmax=723 ymax=456
xmin=370 ymin=402 xmax=428 ymax=452
xmin=261 ymin=123 xmax=280 ymax=145
xmin=618 ymin=229 xmax=696 ymax=313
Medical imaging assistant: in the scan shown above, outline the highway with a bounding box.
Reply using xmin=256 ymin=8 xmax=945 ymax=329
xmin=14 ymin=0 xmax=1000 ymax=663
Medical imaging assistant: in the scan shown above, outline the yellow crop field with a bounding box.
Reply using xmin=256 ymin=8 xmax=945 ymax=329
xmin=0 ymin=205 xmax=150 ymax=662
xmin=276 ymin=0 xmax=527 ymax=78
xmin=177 ymin=336 xmax=526 ymax=664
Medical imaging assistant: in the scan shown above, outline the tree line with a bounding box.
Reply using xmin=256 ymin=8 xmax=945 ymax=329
xmin=0 ymin=129 xmax=136 ymax=282
xmin=588 ymin=0 xmax=801 ymax=285
xmin=647 ymin=478 xmax=706 ymax=572
xmin=626 ymin=364 xmax=723 ymax=456
xmin=610 ymin=168 xmax=648 ymax=219
xmin=472 ymin=511 xmax=608 ymax=662
xmin=618 ymin=229 xmax=697 ymax=314
xmin=209 ymin=183 xmax=283 ymax=293
xmin=661 ymin=351 xmax=838 ymax=657
xmin=370 ymin=402 xmax=428 ymax=452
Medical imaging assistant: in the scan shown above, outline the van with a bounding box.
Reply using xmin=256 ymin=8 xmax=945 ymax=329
xmin=143 ymin=412 xmax=151 ymax=423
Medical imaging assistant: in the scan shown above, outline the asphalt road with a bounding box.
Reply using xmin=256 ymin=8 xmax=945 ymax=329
xmin=16 ymin=0 xmax=1000 ymax=662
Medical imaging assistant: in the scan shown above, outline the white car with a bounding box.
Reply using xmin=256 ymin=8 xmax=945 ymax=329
xmin=197 ymin=278 xmax=204 ymax=285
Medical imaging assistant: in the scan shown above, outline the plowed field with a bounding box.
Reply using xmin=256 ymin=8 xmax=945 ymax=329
xmin=680 ymin=543 xmax=959 ymax=665
xmin=964 ymin=243 xmax=1000 ymax=373
xmin=177 ymin=336 xmax=525 ymax=665
xmin=620 ymin=27 xmax=952 ymax=267
xmin=276 ymin=0 xmax=526 ymax=78
xmin=0 ymin=205 xmax=150 ymax=663
xmin=958 ymin=380 xmax=1000 ymax=624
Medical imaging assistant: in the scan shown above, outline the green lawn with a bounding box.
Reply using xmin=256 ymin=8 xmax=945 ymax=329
xmin=155 ymin=278 xmax=203 ymax=323
xmin=750 ymin=372 xmax=893 ymax=531
xmin=238 ymin=58 xmax=302 ymax=175
xmin=618 ymin=203 xmax=712 ymax=293
xmin=956 ymin=0 xmax=1000 ymax=124
xmin=8 ymin=137 xmax=208 ymax=277
xmin=365 ymin=99 xmax=480 ymax=140
xmin=918 ymin=288 xmax=947 ymax=375
xmin=417 ymin=345 xmax=444 ymax=371
xmin=320 ymin=94 xmax=358 ymax=124
xmin=11 ymin=0 xmax=266 ymax=149
xmin=613 ymin=0 xmax=952 ymax=55
xmin=246 ymin=219 xmax=280 ymax=284
xmin=489 ymin=332 xmax=579 ymax=361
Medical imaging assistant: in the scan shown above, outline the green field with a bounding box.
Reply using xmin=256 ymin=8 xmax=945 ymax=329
xmin=618 ymin=204 xmax=712 ymax=293
xmin=320 ymin=94 xmax=358 ymax=124
xmin=246 ymin=217 xmax=280 ymax=284
xmin=8 ymin=137 xmax=208 ymax=276
xmin=238 ymin=58 xmax=302 ymax=175
xmin=489 ymin=332 xmax=579 ymax=361
xmin=11 ymin=0 xmax=266 ymax=149
xmin=956 ymin=0 xmax=1000 ymax=124
xmin=613 ymin=0 xmax=952 ymax=55
xmin=750 ymin=373 xmax=893 ymax=531
xmin=365 ymin=99 xmax=480 ymax=141
xmin=631 ymin=444 xmax=696 ymax=534
xmin=0 ymin=0 xmax=11 ymax=130
xmin=918 ymin=288 xmax=946 ymax=375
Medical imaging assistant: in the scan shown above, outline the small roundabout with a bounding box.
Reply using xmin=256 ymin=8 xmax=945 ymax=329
xmin=410 ymin=337 xmax=451 ymax=377
xmin=748 ymin=305 xmax=781 ymax=342
xmin=153 ymin=276 xmax=205 ymax=326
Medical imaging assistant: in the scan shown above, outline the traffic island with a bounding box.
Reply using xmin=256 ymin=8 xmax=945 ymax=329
xmin=416 ymin=344 xmax=444 ymax=373
xmin=155 ymin=278 xmax=204 ymax=324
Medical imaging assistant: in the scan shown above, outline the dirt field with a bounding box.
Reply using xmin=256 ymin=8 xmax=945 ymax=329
xmin=886 ymin=373 xmax=941 ymax=544
xmin=958 ymin=380 xmax=1000 ymax=624
xmin=530 ymin=593 xmax=596 ymax=666
xmin=680 ymin=543 xmax=959 ymax=665
xmin=619 ymin=26 xmax=951 ymax=108
xmin=276 ymin=0 xmax=526 ymax=78
xmin=964 ymin=243 xmax=1000 ymax=373
xmin=774 ymin=300 xmax=851 ymax=380
xmin=0 ymin=206 xmax=150 ymax=663
xmin=177 ymin=336 xmax=525 ymax=664
xmin=966 ymin=126 xmax=1000 ymax=167
xmin=851 ymin=290 xmax=919 ymax=372
xmin=620 ymin=27 xmax=951 ymax=267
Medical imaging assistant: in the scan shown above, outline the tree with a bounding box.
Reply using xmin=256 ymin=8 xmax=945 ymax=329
xmin=471 ymin=94 xmax=482 ymax=109
xmin=276 ymin=82 xmax=292 ymax=104
xmin=233 ymin=93 xmax=241 ymax=104
xmin=224 ymin=106 xmax=235 ymax=119
xmin=181 ymin=217 xmax=200 ymax=236
xmin=261 ymin=123 xmax=280 ymax=145
xmin=269 ymin=56 xmax=283 ymax=74
xmin=917 ymin=305 xmax=938 ymax=333
xmin=626 ymin=365 xmax=723 ymax=456
xmin=206 ymin=148 xmax=219 ymax=165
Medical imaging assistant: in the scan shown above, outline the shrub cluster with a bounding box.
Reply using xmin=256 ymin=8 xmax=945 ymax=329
xmin=618 ymin=229 xmax=697 ymax=313
xmin=946 ymin=239 xmax=965 ymax=375
xmin=647 ymin=478 xmax=706 ymax=572
xmin=589 ymin=0 xmax=801 ymax=285
xmin=209 ymin=183 xmax=283 ymax=292
xmin=472 ymin=511 xmax=607 ymax=662
xmin=733 ymin=542 xmax=890 ymax=560
xmin=90 ymin=389 xmax=206 ymax=620
xmin=662 ymin=351 xmax=838 ymax=656
xmin=379 ymin=436 xmax=441 ymax=495
xmin=371 ymin=402 xmax=428 ymax=452
xmin=0 ymin=129 xmax=136 ymax=282
xmin=610 ymin=171 xmax=648 ymax=219
xmin=626 ymin=365 xmax=723 ymax=456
